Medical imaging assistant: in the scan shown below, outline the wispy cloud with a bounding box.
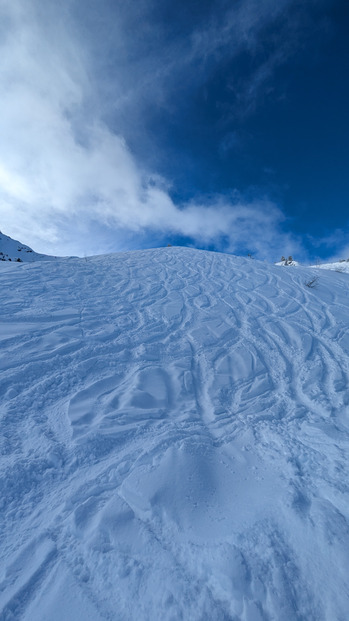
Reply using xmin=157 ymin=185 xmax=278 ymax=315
xmin=0 ymin=0 xmax=311 ymax=260
xmin=307 ymin=226 xmax=349 ymax=263
xmin=84 ymin=0 xmax=309 ymax=128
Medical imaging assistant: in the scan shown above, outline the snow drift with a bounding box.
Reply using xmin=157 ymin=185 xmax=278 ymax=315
xmin=0 ymin=247 xmax=348 ymax=620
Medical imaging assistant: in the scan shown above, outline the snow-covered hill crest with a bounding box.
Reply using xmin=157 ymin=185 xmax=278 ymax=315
xmin=0 ymin=247 xmax=348 ymax=620
xmin=311 ymin=259 xmax=349 ymax=274
xmin=0 ymin=231 xmax=59 ymax=262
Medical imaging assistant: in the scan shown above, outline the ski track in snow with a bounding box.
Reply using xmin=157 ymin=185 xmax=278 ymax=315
xmin=0 ymin=248 xmax=349 ymax=620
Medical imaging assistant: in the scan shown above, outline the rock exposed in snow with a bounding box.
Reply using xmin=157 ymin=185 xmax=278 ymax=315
xmin=0 ymin=231 xmax=59 ymax=262
xmin=275 ymin=258 xmax=299 ymax=267
xmin=0 ymin=246 xmax=349 ymax=621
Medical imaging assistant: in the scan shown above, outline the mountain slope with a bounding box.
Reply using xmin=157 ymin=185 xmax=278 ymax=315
xmin=0 ymin=231 xmax=59 ymax=262
xmin=0 ymin=248 xmax=348 ymax=620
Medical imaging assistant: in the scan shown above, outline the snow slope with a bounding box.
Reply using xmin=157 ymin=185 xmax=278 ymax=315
xmin=0 ymin=248 xmax=349 ymax=620
xmin=311 ymin=260 xmax=349 ymax=274
xmin=0 ymin=231 xmax=59 ymax=262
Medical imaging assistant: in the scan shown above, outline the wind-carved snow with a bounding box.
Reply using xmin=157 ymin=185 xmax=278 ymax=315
xmin=0 ymin=248 xmax=349 ymax=620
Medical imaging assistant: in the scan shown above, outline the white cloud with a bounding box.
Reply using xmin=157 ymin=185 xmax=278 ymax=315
xmin=0 ymin=0 xmax=306 ymax=261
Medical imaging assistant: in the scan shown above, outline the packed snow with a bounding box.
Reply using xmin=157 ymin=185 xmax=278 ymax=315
xmin=1 ymin=246 xmax=349 ymax=620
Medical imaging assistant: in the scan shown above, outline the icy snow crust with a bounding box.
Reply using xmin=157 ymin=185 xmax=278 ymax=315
xmin=1 ymin=247 xmax=349 ymax=620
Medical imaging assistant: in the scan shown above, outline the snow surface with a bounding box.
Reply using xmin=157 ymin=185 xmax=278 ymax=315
xmin=1 ymin=247 xmax=349 ymax=620
xmin=0 ymin=231 xmax=59 ymax=262
xmin=310 ymin=260 xmax=349 ymax=274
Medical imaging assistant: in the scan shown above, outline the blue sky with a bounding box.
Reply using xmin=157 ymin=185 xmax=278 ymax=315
xmin=0 ymin=0 xmax=348 ymax=262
